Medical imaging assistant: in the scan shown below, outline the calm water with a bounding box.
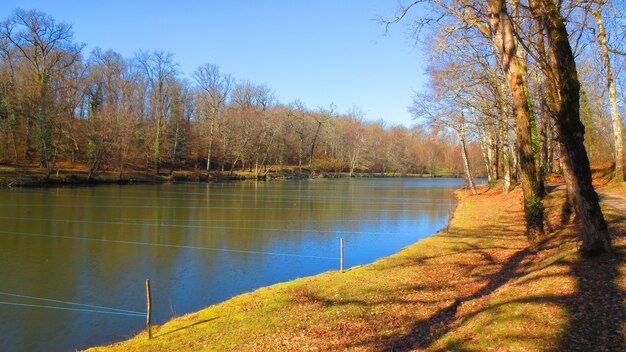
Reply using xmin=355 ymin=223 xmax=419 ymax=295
xmin=0 ymin=177 xmax=465 ymax=351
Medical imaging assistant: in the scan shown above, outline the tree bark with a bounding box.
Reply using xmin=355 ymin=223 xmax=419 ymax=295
xmin=537 ymin=0 xmax=611 ymax=255
xmin=487 ymin=0 xmax=544 ymax=241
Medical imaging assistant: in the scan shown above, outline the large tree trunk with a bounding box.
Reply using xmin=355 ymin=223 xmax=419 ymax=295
xmin=538 ymin=0 xmax=611 ymax=255
xmin=591 ymin=6 xmax=624 ymax=182
xmin=487 ymin=0 xmax=544 ymax=241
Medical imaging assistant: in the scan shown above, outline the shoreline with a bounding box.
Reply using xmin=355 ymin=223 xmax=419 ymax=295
xmin=0 ymin=165 xmax=462 ymax=189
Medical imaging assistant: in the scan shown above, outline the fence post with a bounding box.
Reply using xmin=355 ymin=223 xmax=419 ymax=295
xmin=340 ymin=237 xmax=344 ymax=273
xmin=146 ymin=279 xmax=152 ymax=339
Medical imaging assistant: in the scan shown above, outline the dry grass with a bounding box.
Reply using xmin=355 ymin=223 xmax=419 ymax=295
xmin=84 ymin=183 xmax=626 ymax=351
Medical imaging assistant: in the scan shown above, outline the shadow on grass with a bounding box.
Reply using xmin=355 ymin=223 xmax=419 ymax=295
xmin=327 ymin=206 xmax=623 ymax=351
xmin=155 ymin=317 xmax=220 ymax=338
xmin=373 ymin=245 xmax=534 ymax=351
xmin=555 ymin=212 xmax=626 ymax=351
xmin=419 ymin=226 xmax=624 ymax=351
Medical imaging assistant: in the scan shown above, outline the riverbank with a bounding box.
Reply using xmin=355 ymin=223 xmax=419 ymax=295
xmin=0 ymin=164 xmax=459 ymax=188
xmin=86 ymin=182 xmax=626 ymax=351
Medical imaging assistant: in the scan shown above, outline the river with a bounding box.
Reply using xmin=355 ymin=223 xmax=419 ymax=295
xmin=0 ymin=177 xmax=466 ymax=351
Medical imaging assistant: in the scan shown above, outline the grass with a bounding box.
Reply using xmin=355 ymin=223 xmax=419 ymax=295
xmin=86 ymin=181 xmax=626 ymax=351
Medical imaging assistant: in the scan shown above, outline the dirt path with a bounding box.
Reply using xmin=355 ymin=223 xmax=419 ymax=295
xmin=548 ymin=183 xmax=626 ymax=214
xmin=598 ymin=190 xmax=626 ymax=214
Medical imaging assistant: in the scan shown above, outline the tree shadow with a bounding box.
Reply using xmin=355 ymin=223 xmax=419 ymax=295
xmin=369 ymin=244 xmax=535 ymax=351
xmin=554 ymin=224 xmax=626 ymax=351
xmin=155 ymin=317 xmax=220 ymax=338
xmin=356 ymin=224 xmax=623 ymax=350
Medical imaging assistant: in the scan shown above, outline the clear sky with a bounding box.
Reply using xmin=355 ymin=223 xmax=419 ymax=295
xmin=0 ymin=1 xmax=427 ymax=126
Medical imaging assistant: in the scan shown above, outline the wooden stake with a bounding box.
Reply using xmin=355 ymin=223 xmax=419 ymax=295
xmin=340 ymin=237 xmax=344 ymax=273
xmin=146 ymin=279 xmax=152 ymax=339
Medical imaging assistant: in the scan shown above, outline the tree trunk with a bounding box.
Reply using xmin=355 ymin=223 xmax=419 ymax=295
xmin=479 ymin=133 xmax=495 ymax=183
xmin=500 ymin=117 xmax=513 ymax=194
xmin=496 ymin=79 xmax=513 ymax=193
xmin=460 ymin=109 xmax=477 ymax=194
xmin=309 ymin=120 xmax=322 ymax=168
xmin=487 ymin=0 xmax=544 ymax=241
xmin=591 ymin=7 xmax=624 ymax=182
xmin=154 ymin=116 xmax=162 ymax=175
xmin=559 ymin=141 xmax=575 ymax=224
xmin=538 ymin=0 xmax=611 ymax=255
xmin=206 ymin=118 xmax=214 ymax=172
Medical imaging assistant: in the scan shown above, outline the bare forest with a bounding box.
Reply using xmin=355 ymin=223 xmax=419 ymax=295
xmin=0 ymin=9 xmax=488 ymax=182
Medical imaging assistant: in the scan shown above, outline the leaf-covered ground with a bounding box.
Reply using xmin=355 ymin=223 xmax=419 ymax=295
xmin=86 ymin=183 xmax=626 ymax=351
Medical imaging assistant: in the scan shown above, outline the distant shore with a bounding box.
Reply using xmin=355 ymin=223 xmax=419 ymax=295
xmin=0 ymin=164 xmax=461 ymax=188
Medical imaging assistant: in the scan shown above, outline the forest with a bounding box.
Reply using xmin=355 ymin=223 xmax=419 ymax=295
xmin=0 ymin=9 xmax=488 ymax=181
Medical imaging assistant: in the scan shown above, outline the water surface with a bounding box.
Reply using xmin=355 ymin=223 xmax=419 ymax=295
xmin=0 ymin=177 xmax=465 ymax=351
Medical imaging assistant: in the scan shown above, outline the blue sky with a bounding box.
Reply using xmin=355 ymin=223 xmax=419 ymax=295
xmin=0 ymin=1 xmax=427 ymax=126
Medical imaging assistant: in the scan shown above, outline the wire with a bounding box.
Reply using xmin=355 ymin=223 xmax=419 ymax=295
xmin=0 ymin=230 xmax=341 ymax=260
xmin=0 ymin=291 xmax=144 ymax=315
xmin=0 ymin=301 xmax=144 ymax=317
xmin=0 ymin=216 xmax=400 ymax=236
xmin=0 ymin=202 xmax=426 ymax=212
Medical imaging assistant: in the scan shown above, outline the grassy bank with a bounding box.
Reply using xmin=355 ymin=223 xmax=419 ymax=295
xmin=85 ymin=182 xmax=626 ymax=351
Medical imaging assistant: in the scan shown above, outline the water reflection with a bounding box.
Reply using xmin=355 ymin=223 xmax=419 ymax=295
xmin=0 ymin=177 xmax=465 ymax=351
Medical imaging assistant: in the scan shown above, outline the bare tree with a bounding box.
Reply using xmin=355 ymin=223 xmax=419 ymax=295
xmin=0 ymin=9 xmax=83 ymax=170
xmin=531 ymin=0 xmax=612 ymax=254
xmin=193 ymin=63 xmax=232 ymax=172
xmin=580 ymin=0 xmax=624 ymax=181
xmin=136 ymin=50 xmax=178 ymax=174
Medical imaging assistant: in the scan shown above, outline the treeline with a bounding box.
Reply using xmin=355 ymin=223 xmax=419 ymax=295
xmin=0 ymin=9 xmax=486 ymax=180
xmin=393 ymin=0 xmax=625 ymax=255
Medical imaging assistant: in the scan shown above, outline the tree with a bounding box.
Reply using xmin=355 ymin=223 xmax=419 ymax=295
xmin=0 ymin=9 xmax=83 ymax=170
xmin=388 ymin=0 xmax=544 ymax=240
xmin=532 ymin=0 xmax=612 ymax=254
xmin=136 ymin=50 xmax=178 ymax=174
xmin=193 ymin=63 xmax=232 ymax=172
xmin=309 ymin=104 xmax=333 ymax=168
xmin=582 ymin=0 xmax=624 ymax=182
xmin=486 ymin=0 xmax=544 ymax=241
